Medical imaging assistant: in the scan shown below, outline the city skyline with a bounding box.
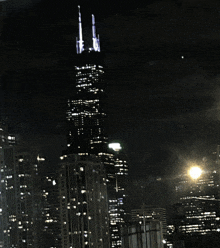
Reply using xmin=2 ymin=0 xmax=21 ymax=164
xmin=1 ymin=1 xmax=220 ymax=179
xmin=1 ymin=1 xmax=220 ymax=247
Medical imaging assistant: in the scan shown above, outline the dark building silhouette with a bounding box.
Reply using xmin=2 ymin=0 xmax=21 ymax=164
xmin=121 ymin=221 xmax=164 ymax=248
xmin=60 ymin=6 xmax=128 ymax=248
xmin=0 ymin=124 xmax=42 ymax=247
xmin=66 ymin=7 xmax=106 ymax=157
xmin=0 ymin=122 xmax=61 ymax=248
xmin=131 ymin=205 xmax=167 ymax=236
xmin=174 ymin=166 xmax=220 ymax=235
xmin=59 ymin=154 xmax=110 ymax=248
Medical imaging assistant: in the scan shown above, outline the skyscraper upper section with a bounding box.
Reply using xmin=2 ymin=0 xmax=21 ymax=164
xmin=66 ymin=6 xmax=107 ymax=156
xmin=62 ymin=7 xmax=128 ymax=248
xmin=76 ymin=6 xmax=100 ymax=54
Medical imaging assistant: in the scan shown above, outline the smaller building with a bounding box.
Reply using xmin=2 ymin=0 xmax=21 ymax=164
xmin=121 ymin=221 xmax=164 ymax=248
xmin=174 ymin=166 xmax=220 ymax=235
xmin=107 ymin=143 xmax=129 ymax=248
xmin=131 ymin=205 xmax=167 ymax=236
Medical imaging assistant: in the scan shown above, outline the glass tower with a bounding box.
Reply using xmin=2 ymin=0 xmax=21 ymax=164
xmin=66 ymin=59 xmax=107 ymax=155
xmin=66 ymin=6 xmax=107 ymax=157
xmin=63 ymin=7 xmax=128 ymax=248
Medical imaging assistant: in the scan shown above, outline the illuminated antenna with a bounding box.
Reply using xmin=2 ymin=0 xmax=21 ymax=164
xmin=76 ymin=5 xmax=84 ymax=54
xmin=92 ymin=14 xmax=100 ymax=52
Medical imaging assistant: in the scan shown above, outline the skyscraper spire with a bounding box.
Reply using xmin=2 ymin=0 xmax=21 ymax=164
xmin=92 ymin=14 xmax=100 ymax=52
xmin=76 ymin=5 xmax=84 ymax=54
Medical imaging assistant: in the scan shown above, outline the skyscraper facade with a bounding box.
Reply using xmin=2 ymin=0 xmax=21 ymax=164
xmin=62 ymin=6 xmax=128 ymax=247
xmin=0 ymin=123 xmax=15 ymax=248
xmin=36 ymin=158 xmax=61 ymax=248
xmin=0 ymin=124 xmax=42 ymax=248
xmin=108 ymin=146 xmax=129 ymax=248
xmin=0 ymin=122 xmax=60 ymax=248
xmin=59 ymin=155 xmax=110 ymax=248
xmin=174 ymin=164 xmax=220 ymax=235
xmin=66 ymin=6 xmax=107 ymax=157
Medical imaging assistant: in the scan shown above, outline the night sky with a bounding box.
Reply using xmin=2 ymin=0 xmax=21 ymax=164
xmin=1 ymin=0 xmax=220 ymax=183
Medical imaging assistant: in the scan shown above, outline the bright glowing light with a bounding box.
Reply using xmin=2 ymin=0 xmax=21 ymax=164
xmin=108 ymin=143 xmax=121 ymax=152
xmin=37 ymin=155 xmax=45 ymax=161
xmin=188 ymin=166 xmax=202 ymax=179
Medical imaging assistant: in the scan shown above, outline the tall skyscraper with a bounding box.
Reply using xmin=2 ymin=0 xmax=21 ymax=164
xmin=108 ymin=144 xmax=128 ymax=248
xmin=0 ymin=124 xmax=42 ymax=248
xmin=0 ymin=122 xmax=60 ymax=248
xmin=36 ymin=158 xmax=61 ymax=248
xmin=66 ymin=6 xmax=106 ymax=157
xmin=62 ymin=6 xmax=128 ymax=248
xmin=0 ymin=123 xmax=15 ymax=248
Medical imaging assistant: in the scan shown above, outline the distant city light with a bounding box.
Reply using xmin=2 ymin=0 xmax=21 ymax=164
xmin=108 ymin=143 xmax=121 ymax=152
xmin=37 ymin=155 xmax=45 ymax=161
xmin=188 ymin=166 xmax=202 ymax=179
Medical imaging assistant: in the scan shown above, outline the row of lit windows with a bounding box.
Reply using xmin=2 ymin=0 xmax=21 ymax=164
xmin=75 ymin=65 xmax=103 ymax=70
xmin=70 ymin=99 xmax=99 ymax=104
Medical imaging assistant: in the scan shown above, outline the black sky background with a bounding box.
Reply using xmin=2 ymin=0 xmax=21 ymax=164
xmin=1 ymin=0 xmax=220 ymax=184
